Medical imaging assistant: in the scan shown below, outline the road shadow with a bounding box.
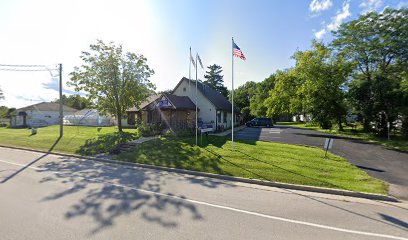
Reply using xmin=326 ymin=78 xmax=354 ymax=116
xmin=0 ymin=136 xmax=61 ymax=184
xmin=379 ymin=213 xmax=408 ymax=229
xmin=356 ymin=165 xmax=385 ymax=173
xmin=292 ymin=132 xmax=408 ymax=154
xmin=283 ymin=188 xmax=408 ymax=232
xmin=35 ymin=153 xmax=234 ymax=235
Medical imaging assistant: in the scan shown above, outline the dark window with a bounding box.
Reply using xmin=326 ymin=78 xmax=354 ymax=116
xmin=183 ymin=87 xmax=186 ymax=92
xmin=217 ymin=111 xmax=221 ymax=123
xmin=223 ymin=112 xmax=227 ymax=123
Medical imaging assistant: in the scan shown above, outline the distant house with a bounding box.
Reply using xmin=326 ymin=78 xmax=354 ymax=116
xmin=10 ymin=102 xmax=77 ymax=128
xmin=126 ymin=77 xmax=239 ymax=131
xmin=63 ymin=109 xmax=112 ymax=126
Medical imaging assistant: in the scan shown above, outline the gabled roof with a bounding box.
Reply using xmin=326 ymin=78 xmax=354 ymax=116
xmin=163 ymin=93 xmax=196 ymax=110
xmin=17 ymin=102 xmax=77 ymax=112
xmin=127 ymin=93 xmax=197 ymax=112
xmin=127 ymin=94 xmax=161 ymax=112
xmin=172 ymin=77 xmax=233 ymax=112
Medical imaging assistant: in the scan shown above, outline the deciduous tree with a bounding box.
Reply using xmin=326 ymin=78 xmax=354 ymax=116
xmin=332 ymin=8 xmax=408 ymax=134
xmin=69 ymin=40 xmax=155 ymax=132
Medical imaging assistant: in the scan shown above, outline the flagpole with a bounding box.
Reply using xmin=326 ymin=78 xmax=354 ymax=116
xmin=231 ymin=37 xmax=235 ymax=151
xmin=189 ymin=47 xmax=191 ymax=94
xmin=195 ymin=53 xmax=198 ymax=146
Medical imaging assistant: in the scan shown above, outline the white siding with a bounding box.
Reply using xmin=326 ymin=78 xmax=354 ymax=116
xmin=11 ymin=110 xmax=76 ymax=127
xmin=173 ymin=78 xmax=240 ymax=130
xmin=173 ymin=79 xmax=217 ymax=124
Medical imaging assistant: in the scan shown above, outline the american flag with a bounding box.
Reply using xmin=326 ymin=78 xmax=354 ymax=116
xmin=233 ymin=41 xmax=246 ymax=60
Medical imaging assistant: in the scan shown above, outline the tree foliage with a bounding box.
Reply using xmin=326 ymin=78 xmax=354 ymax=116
xmin=69 ymin=40 xmax=155 ymax=132
xmin=249 ymin=74 xmax=275 ymax=117
xmin=265 ymin=42 xmax=352 ymax=129
xmin=53 ymin=94 xmax=92 ymax=110
xmin=0 ymin=107 xmax=16 ymax=118
xmin=204 ymin=64 xmax=228 ymax=98
xmin=232 ymin=81 xmax=257 ymax=122
xmin=293 ymin=41 xmax=351 ymax=129
xmin=332 ymin=8 xmax=408 ymax=135
xmin=265 ymin=69 xmax=301 ymax=118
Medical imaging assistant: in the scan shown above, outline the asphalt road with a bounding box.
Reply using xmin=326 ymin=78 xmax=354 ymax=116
xmin=234 ymin=126 xmax=408 ymax=200
xmin=1 ymin=147 xmax=408 ymax=240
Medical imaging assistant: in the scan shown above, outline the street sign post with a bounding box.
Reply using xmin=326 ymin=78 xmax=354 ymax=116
xmin=200 ymin=126 xmax=213 ymax=145
xmin=324 ymin=138 xmax=334 ymax=158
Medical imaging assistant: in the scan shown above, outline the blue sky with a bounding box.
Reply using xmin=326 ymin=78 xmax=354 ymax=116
xmin=0 ymin=0 xmax=407 ymax=108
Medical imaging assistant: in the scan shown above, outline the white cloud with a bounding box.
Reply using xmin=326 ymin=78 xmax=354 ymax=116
xmin=360 ymin=0 xmax=384 ymax=13
xmin=314 ymin=29 xmax=327 ymax=39
xmin=309 ymin=0 xmax=333 ymax=13
xmin=315 ymin=0 xmax=351 ymax=39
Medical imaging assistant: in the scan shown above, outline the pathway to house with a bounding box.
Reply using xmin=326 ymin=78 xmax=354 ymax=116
xmin=210 ymin=125 xmax=246 ymax=137
xmin=234 ymin=125 xmax=408 ymax=200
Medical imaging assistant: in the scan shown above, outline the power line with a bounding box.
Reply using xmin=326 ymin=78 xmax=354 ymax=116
xmin=0 ymin=68 xmax=58 ymax=72
xmin=0 ymin=64 xmax=52 ymax=67
xmin=0 ymin=64 xmax=59 ymax=72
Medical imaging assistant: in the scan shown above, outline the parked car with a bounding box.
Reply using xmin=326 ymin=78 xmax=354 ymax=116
xmin=246 ymin=118 xmax=273 ymax=127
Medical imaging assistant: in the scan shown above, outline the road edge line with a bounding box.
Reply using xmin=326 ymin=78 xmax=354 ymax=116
xmin=0 ymin=144 xmax=398 ymax=202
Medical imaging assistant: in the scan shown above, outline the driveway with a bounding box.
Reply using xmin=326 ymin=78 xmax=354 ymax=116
xmin=234 ymin=126 xmax=408 ymax=200
xmin=1 ymin=147 xmax=408 ymax=240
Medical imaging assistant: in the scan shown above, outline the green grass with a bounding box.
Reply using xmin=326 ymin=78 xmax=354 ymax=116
xmin=277 ymin=122 xmax=408 ymax=152
xmin=117 ymin=136 xmax=387 ymax=194
xmin=0 ymin=125 xmax=140 ymax=155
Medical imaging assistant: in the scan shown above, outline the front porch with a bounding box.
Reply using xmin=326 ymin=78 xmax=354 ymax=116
xmin=127 ymin=93 xmax=197 ymax=130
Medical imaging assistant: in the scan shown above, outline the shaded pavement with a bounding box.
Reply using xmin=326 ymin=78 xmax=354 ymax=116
xmin=234 ymin=125 xmax=408 ymax=200
xmin=1 ymin=147 xmax=408 ymax=240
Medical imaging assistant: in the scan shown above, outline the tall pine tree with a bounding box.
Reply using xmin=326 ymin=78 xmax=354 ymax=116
xmin=204 ymin=64 xmax=228 ymax=98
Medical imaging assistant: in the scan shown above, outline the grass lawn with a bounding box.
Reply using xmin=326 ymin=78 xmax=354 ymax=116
xmin=277 ymin=122 xmax=408 ymax=152
xmin=0 ymin=125 xmax=140 ymax=155
xmin=117 ymin=136 xmax=387 ymax=194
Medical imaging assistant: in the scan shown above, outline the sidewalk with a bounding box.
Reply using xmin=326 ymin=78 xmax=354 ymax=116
xmin=210 ymin=125 xmax=246 ymax=137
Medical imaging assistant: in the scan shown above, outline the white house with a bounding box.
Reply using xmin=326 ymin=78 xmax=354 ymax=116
xmin=126 ymin=77 xmax=239 ymax=131
xmin=11 ymin=102 xmax=77 ymax=128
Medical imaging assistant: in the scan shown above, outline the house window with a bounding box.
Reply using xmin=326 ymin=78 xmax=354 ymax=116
xmin=183 ymin=87 xmax=186 ymax=92
xmin=217 ymin=111 xmax=221 ymax=123
xmin=223 ymin=111 xmax=227 ymax=123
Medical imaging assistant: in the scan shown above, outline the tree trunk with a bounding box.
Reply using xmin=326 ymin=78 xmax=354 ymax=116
xmin=337 ymin=118 xmax=344 ymax=132
xmin=117 ymin=111 xmax=123 ymax=132
xmin=363 ymin=117 xmax=371 ymax=132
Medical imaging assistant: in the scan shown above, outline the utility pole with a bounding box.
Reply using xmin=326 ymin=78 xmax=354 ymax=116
xmin=59 ymin=63 xmax=63 ymax=138
xmin=231 ymin=37 xmax=234 ymax=150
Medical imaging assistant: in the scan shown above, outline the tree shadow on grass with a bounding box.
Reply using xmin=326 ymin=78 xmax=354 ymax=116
xmin=36 ymin=156 xmax=209 ymax=235
xmin=119 ymin=137 xmax=228 ymax=176
xmin=76 ymin=132 xmax=138 ymax=156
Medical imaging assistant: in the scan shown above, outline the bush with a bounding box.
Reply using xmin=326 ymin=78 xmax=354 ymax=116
xmin=136 ymin=122 xmax=164 ymax=137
